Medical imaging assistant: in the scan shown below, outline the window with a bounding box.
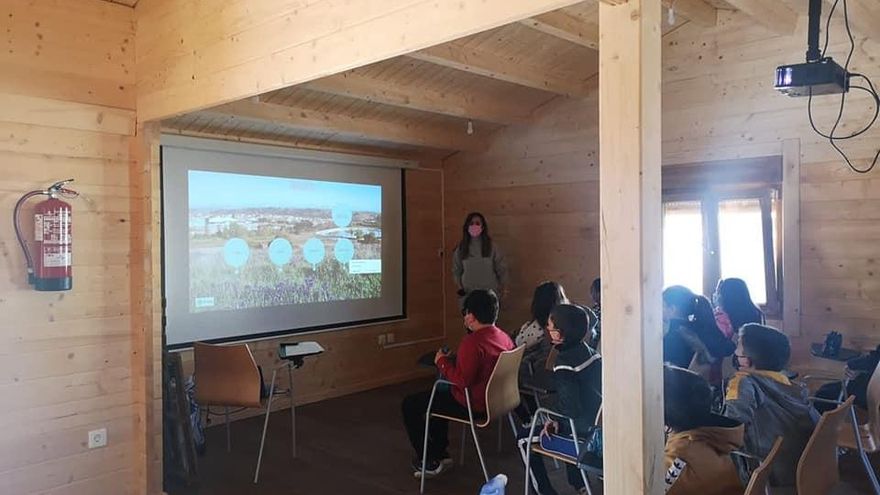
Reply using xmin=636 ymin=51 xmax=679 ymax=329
xmin=662 ymin=157 xmax=783 ymax=315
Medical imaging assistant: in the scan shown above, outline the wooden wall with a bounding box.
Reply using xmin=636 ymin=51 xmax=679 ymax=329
xmin=444 ymin=8 xmax=880 ymax=366
xmin=0 ymin=1 xmax=137 ymax=494
xmin=444 ymin=89 xmax=600 ymax=335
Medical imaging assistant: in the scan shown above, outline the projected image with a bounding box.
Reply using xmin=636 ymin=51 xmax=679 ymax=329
xmin=188 ymin=170 xmax=382 ymax=312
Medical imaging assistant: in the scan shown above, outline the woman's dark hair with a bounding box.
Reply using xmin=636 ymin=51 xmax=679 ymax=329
xmin=663 ymin=285 xmax=733 ymax=358
xmin=549 ymin=304 xmax=597 ymax=349
xmin=716 ymin=278 xmax=764 ymax=331
xmin=739 ymin=323 xmax=790 ymax=371
xmin=664 ymin=365 xmax=713 ymax=431
xmin=531 ymin=281 xmax=568 ymax=328
xmin=590 ymin=278 xmax=601 ymax=305
xmin=458 ymin=212 xmax=492 ymax=259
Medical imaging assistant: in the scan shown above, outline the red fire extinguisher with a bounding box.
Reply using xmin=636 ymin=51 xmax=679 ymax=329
xmin=13 ymin=179 xmax=79 ymax=291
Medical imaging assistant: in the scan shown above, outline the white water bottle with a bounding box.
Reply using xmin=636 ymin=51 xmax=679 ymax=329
xmin=479 ymin=474 xmax=508 ymax=495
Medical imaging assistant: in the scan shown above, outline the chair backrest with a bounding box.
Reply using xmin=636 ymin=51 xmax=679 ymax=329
xmin=743 ymin=437 xmax=783 ymax=495
xmin=483 ymin=345 xmax=525 ymax=422
xmin=193 ymin=342 xmax=262 ymax=409
xmin=866 ymin=360 xmax=880 ymax=438
xmin=796 ymin=396 xmax=854 ymax=495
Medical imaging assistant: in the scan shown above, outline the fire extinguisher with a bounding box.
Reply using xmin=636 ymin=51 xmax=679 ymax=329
xmin=13 ymin=179 xmax=79 ymax=291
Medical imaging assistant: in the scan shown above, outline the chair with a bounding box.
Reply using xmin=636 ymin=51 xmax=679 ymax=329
xmin=835 ymin=362 xmax=880 ymax=494
xmin=420 ymin=345 xmax=525 ymax=494
xmin=522 ymin=407 xmax=599 ymax=495
xmin=796 ymin=396 xmax=855 ymax=495
xmin=193 ymin=342 xmax=293 ymax=483
xmin=742 ymin=437 xmax=783 ymax=495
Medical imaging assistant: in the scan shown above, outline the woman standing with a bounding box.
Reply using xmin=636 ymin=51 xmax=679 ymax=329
xmin=452 ymin=212 xmax=508 ymax=302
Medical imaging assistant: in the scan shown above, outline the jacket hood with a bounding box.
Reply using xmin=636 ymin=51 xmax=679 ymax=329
xmin=733 ymin=370 xmax=812 ymax=414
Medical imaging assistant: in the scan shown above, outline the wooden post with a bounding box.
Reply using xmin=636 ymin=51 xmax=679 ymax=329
xmin=598 ymin=1 xmax=664 ymax=494
xmin=130 ymin=121 xmax=163 ymax=494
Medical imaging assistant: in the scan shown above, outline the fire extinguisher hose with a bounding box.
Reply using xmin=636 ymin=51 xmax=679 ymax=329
xmin=13 ymin=190 xmax=45 ymax=284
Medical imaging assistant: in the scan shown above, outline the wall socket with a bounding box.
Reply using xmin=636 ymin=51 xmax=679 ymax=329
xmin=377 ymin=334 xmax=387 ymax=346
xmin=88 ymin=428 xmax=107 ymax=449
xmin=386 ymin=332 xmax=395 ymax=344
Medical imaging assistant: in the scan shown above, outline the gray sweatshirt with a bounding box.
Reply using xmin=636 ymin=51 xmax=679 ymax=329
xmin=451 ymin=238 xmax=508 ymax=293
xmin=723 ymin=370 xmax=818 ymax=487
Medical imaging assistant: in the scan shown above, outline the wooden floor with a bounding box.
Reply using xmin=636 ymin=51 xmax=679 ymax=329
xmin=168 ymin=378 xmax=878 ymax=495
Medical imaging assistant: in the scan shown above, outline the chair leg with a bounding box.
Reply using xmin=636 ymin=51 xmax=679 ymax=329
xmin=288 ymin=362 xmax=296 ymax=459
xmin=461 ymin=388 xmax=488 ymax=481
xmin=225 ymin=406 xmax=231 ymax=453
xmin=850 ymin=405 xmax=880 ymax=494
xmin=420 ymin=383 xmax=442 ymax=494
xmin=254 ymin=368 xmax=278 ymax=484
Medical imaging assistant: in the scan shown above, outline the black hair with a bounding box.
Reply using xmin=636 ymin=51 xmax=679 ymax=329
xmin=549 ymin=304 xmax=597 ymax=349
xmin=739 ymin=323 xmax=790 ymax=372
xmin=531 ymin=281 xmax=568 ymax=328
xmin=716 ymin=278 xmax=764 ymax=331
xmin=458 ymin=212 xmax=492 ymax=259
xmin=664 ymin=365 xmax=713 ymax=432
xmin=664 ymin=285 xmax=733 ymax=358
xmin=590 ymin=278 xmax=601 ymax=304
xmin=463 ymin=289 xmax=499 ymax=325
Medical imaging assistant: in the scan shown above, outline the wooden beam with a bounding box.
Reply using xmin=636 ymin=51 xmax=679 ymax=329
xmin=518 ymin=10 xmax=599 ymax=50
xmin=135 ymin=0 xmax=584 ymax=121
xmin=203 ymin=99 xmax=489 ymax=152
xmin=662 ymin=0 xmax=717 ymax=28
xmin=408 ymin=41 xmax=596 ymax=97
xmin=827 ymin=0 xmax=880 ymax=42
xmin=725 ymin=0 xmax=797 ymax=35
xmin=302 ymin=69 xmax=532 ymax=125
xmin=599 ymin=0 xmax=665 ymax=494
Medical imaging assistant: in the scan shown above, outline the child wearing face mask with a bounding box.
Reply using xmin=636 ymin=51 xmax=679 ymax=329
xmin=452 ymin=212 xmax=508 ymax=304
xmin=723 ymin=324 xmax=817 ymax=488
xmin=400 ymin=290 xmax=514 ymax=479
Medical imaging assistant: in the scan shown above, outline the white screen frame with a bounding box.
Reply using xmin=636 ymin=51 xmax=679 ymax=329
xmin=161 ymin=136 xmax=412 ymax=349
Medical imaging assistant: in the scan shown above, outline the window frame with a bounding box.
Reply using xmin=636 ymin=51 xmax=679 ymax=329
xmin=662 ymin=156 xmax=784 ymax=318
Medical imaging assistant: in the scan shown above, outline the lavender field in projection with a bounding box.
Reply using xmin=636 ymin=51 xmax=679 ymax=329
xmin=188 ymin=170 xmax=382 ymax=312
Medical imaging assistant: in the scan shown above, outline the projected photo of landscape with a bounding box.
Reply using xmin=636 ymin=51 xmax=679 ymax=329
xmin=188 ymin=170 xmax=382 ymax=313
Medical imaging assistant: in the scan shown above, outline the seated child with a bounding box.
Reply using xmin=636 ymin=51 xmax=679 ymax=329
xmin=520 ymin=304 xmax=602 ymax=495
xmin=664 ymin=365 xmax=744 ymax=495
xmin=724 ymin=324 xmax=818 ymax=487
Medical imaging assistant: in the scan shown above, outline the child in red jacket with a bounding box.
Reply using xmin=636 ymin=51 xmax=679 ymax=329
xmin=401 ymin=289 xmax=514 ymax=478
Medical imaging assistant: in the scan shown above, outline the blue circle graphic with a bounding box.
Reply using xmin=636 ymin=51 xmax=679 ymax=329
xmin=223 ymin=238 xmax=250 ymax=268
xmin=332 ymin=204 xmax=353 ymax=228
xmin=268 ymin=238 xmax=293 ymax=266
xmin=334 ymin=238 xmax=355 ymax=264
xmin=302 ymin=238 xmax=325 ymax=266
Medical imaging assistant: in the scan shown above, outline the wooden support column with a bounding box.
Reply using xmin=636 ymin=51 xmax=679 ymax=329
xmin=598 ymin=1 xmax=664 ymax=494
xmin=130 ymin=121 xmax=163 ymax=494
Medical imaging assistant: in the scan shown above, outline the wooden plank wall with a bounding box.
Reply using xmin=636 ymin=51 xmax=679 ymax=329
xmin=444 ymin=8 xmax=880 ymax=367
xmin=175 ymin=166 xmax=445 ymax=424
xmin=443 ymin=89 xmax=600 ymax=335
xmin=0 ymin=1 xmax=138 ymax=494
xmin=664 ymin=8 xmax=880 ymax=364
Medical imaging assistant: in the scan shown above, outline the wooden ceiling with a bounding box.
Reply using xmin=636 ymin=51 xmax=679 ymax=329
xmin=158 ymin=0 xmax=878 ymax=160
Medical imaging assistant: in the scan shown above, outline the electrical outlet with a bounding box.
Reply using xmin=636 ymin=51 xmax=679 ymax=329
xmin=88 ymin=428 xmax=107 ymax=449
xmin=378 ymin=334 xmax=387 ymax=346
xmin=386 ymin=332 xmax=395 ymax=344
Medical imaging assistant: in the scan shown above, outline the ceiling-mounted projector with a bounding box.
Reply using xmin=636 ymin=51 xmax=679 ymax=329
xmin=775 ymin=0 xmax=849 ymax=97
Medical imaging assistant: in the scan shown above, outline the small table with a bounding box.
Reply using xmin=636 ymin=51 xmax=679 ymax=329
xmin=810 ymin=343 xmax=862 ymax=363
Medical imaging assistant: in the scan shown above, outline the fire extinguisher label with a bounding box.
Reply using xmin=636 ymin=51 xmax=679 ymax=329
xmin=43 ymin=245 xmax=71 ymax=268
xmin=34 ymin=214 xmax=43 ymax=241
xmin=41 ymin=211 xmax=71 ymax=245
